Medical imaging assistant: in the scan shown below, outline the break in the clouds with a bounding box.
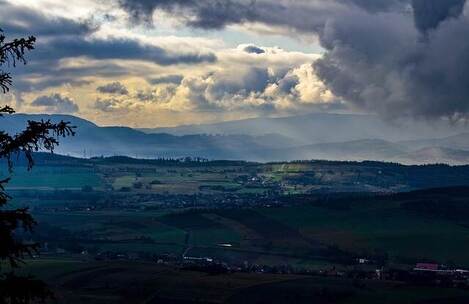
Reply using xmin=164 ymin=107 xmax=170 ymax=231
xmin=3 ymin=0 xmax=469 ymax=126
xmin=118 ymin=0 xmax=469 ymax=120
xmin=1 ymin=0 xmax=216 ymax=95
xmin=31 ymin=93 xmax=79 ymax=113
xmin=88 ymin=46 xmax=332 ymax=115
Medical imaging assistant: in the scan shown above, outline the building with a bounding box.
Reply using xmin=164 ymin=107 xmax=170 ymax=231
xmin=414 ymin=263 xmax=439 ymax=272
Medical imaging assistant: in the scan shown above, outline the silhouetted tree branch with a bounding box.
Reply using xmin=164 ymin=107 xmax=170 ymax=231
xmin=0 ymin=28 xmax=35 ymax=93
xmin=0 ymin=27 xmax=75 ymax=303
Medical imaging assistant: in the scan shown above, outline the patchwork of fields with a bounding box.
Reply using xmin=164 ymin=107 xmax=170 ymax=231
xmin=6 ymin=155 xmax=469 ymax=303
xmin=31 ymin=198 xmax=469 ymax=267
xmin=6 ymin=155 xmax=469 ymax=195
xmin=3 ymin=156 xmax=468 ymax=266
xmin=20 ymin=258 xmax=469 ymax=304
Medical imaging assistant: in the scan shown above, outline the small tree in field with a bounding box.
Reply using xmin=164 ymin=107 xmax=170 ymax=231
xmin=0 ymin=28 xmax=75 ymax=303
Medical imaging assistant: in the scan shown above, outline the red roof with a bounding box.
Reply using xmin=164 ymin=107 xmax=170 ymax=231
xmin=415 ymin=263 xmax=439 ymax=271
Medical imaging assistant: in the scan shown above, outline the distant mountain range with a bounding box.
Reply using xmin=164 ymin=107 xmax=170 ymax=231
xmin=401 ymin=133 xmax=469 ymax=151
xmin=1 ymin=113 xmax=469 ymax=164
xmin=276 ymin=139 xmax=469 ymax=165
xmin=140 ymin=113 xmax=469 ymax=144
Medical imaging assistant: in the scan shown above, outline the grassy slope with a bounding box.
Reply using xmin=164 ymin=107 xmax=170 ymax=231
xmin=20 ymin=259 xmax=469 ymax=304
xmin=32 ymin=193 xmax=469 ymax=266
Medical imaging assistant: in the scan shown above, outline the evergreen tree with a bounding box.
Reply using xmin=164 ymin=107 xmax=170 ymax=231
xmin=0 ymin=28 xmax=75 ymax=303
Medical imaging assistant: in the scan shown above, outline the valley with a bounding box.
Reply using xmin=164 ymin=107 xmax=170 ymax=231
xmin=5 ymin=154 xmax=469 ymax=302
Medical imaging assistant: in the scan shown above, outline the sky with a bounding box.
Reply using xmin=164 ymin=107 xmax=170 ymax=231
xmin=1 ymin=0 xmax=469 ymax=127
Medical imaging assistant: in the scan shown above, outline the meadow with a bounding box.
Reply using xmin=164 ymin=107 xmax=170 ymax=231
xmin=29 ymin=191 xmax=469 ymax=267
xmin=20 ymin=258 xmax=469 ymax=304
xmin=7 ymin=155 xmax=469 ymax=303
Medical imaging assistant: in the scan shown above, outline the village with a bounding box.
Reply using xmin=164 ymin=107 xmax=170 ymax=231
xmin=35 ymin=244 xmax=469 ymax=291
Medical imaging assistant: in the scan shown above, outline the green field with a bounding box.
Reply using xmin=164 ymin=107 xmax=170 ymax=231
xmin=5 ymin=155 xmax=469 ymax=196
xmin=6 ymin=155 xmax=469 ymax=303
xmin=19 ymin=258 xmax=469 ymax=304
xmin=31 ymin=193 xmax=469 ymax=268
xmin=259 ymin=205 xmax=469 ymax=265
xmin=5 ymin=165 xmax=102 ymax=189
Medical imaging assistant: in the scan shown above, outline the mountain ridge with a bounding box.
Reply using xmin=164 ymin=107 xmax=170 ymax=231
xmin=1 ymin=113 xmax=469 ymax=164
xmin=140 ymin=112 xmax=469 ymax=144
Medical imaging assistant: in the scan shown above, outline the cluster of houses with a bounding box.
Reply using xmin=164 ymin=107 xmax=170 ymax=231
xmin=178 ymin=256 xmax=469 ymax=287
xmin=412 ymin=263 xmax=469 ymax=285
xmin=37 ymin=243 xmax=469 ymax=289
xmin=324 ymin=262 xmax=469 ymax=287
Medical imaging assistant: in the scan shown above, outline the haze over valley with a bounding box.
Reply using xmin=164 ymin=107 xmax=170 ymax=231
xmin=3 ymin=113 xmax=468 ymax=164
xmin=3 ymin=0 xmax=469 ymax=303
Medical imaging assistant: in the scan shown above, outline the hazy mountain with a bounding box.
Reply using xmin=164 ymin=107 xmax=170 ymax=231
xmin=1 ymin=113 xmax=469 ymax=164
xmin=140 ymin=113 xmax=469 ymax=144
xmin=399 ymin=147 xmax=469 ymax=165
xmin=401 ymin=133 xmax=469 ymax=151
xmin=266 ymin=139 xmax=469 ymax=165
xmin=0 ymin=114 xmax=300 ymax=160
xmin=274 ymin=139 xmax=409 ymax=162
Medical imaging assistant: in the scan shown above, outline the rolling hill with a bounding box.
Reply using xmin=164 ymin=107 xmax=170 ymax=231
xmin=141 ymin=113 xmax=469 ymax=144
xmin=1 ymin=113 xmax=469 ymax=164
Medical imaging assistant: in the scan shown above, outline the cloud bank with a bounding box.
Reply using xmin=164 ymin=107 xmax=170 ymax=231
xmin=31 ymin=93 xmax=79 ymax=113
xmin=97 ymin=82 xmax=129 ymax=95
xmin=0 ymin=0 xmax=216 ymax=95
xmin=118 ymin=0 xmax=469 ymax=119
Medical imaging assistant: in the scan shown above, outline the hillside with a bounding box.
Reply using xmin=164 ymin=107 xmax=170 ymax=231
xmin=274 ymin=139 xmax=409 ymax=162
xmin=11 ymin=154 xmax=469 ymax=303
xmin=401 ymin=133 xmax=469 ymax=150
xmin=0 ymin=114 xmax=301 ymax=160
xmin=2 ymin=113 xmax=469 ymax=164
xmin=141 ymin=113 xmax=469 ymax=144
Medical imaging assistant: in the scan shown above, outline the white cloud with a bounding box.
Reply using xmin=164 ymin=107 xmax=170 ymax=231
xmin=3 ymin=0 xmax=342 ymax=127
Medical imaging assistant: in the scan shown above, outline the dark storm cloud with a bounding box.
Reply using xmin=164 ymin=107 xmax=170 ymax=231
xmin=118 ymin=0 xmax=352 ymax=32
xmin=0 ymin=0 xmax=95 ymax=37
xmin=118 ymin=0 xmax=469 ymax=119
xmin=0 ymin=1 xmax=214 ymax=65
xmin=0 ymin=1 xmax=216 ymax=93
xmin=149 ymin=74 xmax=184 ymax=85
xmin=277 ymin=73 xmax=299 ymax=94
xmin=7 ymin=35 xmax=215 ymax=92
xmin=31 ymin=93 xmax=79 ymax=113
xmin=206 ymin=67 xmax=270 ymax=101
xmin=119 ymin=0 xmax=257 ymax=29
xmin=412 ymin=0 xmax=466 ymax=33
xmin=8 ymin=60 xmax=126 ymax=92
xmin=243 ymin=45 xmax=265 ymax=54
xmin=341 ymin=0 xmax=409 ymax=12
xmin=93 ymin=97 xmax=121 ymax=112
xmin=97 ymin=82 xmax=129 ymax=95
xmin=313 ymin=0 xmax=469 ymax=119
xmin=28 ymin=37 xmax=217 ymax=65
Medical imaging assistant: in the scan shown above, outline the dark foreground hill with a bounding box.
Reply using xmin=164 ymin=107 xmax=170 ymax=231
xmin=20 ymin=185 xmax=469 ymax=304
xmin=23 ymin=259 xmax=469 ymax=304
xmin=8 ymin=151 xmax=469 ymax=303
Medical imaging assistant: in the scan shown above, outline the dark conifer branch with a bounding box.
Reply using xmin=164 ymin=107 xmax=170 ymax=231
xmin=0 ymin=27 xmax=74 ymax=303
